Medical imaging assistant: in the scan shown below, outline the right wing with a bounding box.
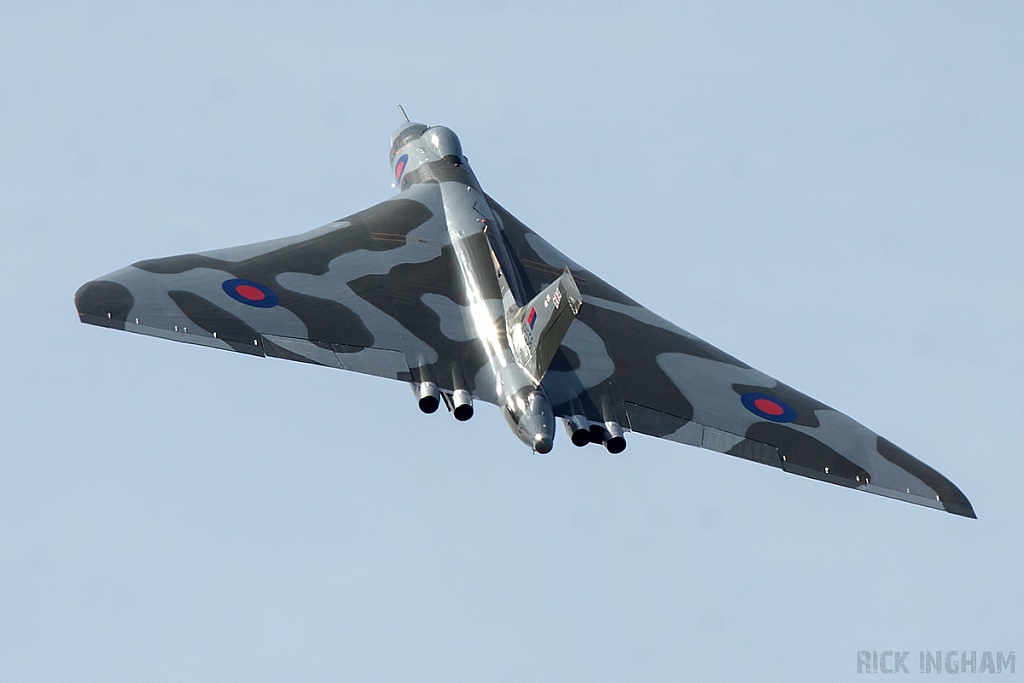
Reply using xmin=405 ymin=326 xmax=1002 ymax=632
xmin=487 ymin=196 xmax=975 ymax=518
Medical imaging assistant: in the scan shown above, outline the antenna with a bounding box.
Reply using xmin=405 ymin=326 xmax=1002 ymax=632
xmin=397 ymin=104 xmax=410 ymax=123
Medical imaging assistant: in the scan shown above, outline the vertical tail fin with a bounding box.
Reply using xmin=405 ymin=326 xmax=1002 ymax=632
xmin=506 ymin=268 xmax=583 ymax=383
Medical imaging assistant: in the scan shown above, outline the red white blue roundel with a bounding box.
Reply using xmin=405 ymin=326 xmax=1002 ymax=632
xmin=740 ymin=392 xmax=797 ymax=423
xmin=394 ymin=153 xmax=409 ymax=182
xmin=222 ymin=279 xmax=279 ymax=308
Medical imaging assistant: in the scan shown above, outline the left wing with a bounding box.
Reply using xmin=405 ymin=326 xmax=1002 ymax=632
xmin=75 ymin=184 xmax=482 ymax=388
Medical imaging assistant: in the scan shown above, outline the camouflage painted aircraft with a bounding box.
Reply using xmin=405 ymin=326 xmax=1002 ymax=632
xmin=75 ymin=116 xmax=975 ymax=518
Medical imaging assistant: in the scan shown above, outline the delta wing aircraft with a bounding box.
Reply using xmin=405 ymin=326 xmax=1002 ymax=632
xmin=75 ymin=116 xmax=975 ymax=517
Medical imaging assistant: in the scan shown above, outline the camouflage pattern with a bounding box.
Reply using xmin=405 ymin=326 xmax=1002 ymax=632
xmin=75 ymin=121 xmax=975 ymax=517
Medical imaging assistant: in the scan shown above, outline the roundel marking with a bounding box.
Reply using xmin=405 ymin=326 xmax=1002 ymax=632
xmin=754 ymin=398 xmax=784 ymax=416
xmin=222 ymin=279 xmax=279 ymax=308
xmin=394 ymin=153 xmax=409 ymax=181
xmin=741 ymin=392 xmax=797 ymax=423
xmin=234 ymin=284 xmax=265 ymax=301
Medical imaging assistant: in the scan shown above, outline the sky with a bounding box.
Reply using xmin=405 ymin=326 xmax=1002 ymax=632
xmin=2 ymin=2 xmax=1022 ymax=681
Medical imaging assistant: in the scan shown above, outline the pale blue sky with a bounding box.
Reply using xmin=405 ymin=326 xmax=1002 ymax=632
xmin=2 ymin=2 xmax=1022 ymax=681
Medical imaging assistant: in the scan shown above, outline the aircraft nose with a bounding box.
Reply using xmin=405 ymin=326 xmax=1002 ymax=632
xmin=534 ymin=434 xmax=553 ymax=454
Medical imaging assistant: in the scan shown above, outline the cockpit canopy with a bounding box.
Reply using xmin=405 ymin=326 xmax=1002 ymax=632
xmin=389 ymin=122 xmax=427 ymax=161
xmin=423 ymin=126 xmax=463 ymax=163
xmin=389 ymin=122 xmax=469 ymax=187
xmin=389 ymin=123 xmax=465 ymax=165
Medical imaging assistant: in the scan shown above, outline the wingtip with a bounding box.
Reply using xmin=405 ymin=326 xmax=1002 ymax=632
xmin=74 ymin=279 xmax=134 ymax=330
xmin=947 ymin=500 xmax=978 ymax=519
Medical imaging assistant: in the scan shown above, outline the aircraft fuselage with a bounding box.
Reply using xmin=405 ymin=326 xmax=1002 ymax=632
xmin=390 ymin=122 xmax=556 ymax=452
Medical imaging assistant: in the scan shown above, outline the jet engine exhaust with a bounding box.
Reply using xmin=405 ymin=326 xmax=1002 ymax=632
xmin=416 ymin=381 xmax=440 ymax=414
xmin=562 ymin=415 xmax=592 ymax=447
xmin=452 ymin=389 xmax=474 ymax=421
xmin=603 ymin=421 xmax=626 ymax=454
xmin=583 ymin=421 xmax=626 ymax=453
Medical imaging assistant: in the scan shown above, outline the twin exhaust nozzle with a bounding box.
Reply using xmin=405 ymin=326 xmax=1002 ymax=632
xmin=415 ymin=381 xmax=473 ymax=421
xmin=564 ymin=415 xmax=627 ymax=453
